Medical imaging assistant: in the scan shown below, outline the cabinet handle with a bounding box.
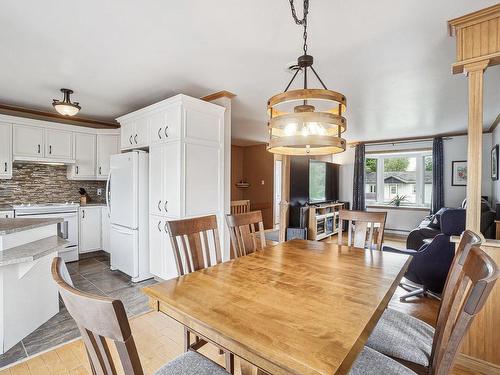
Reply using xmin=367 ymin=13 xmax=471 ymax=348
xmin=134 ymin=134 xmax=138 ymax=144
xmin=129 ymin=135 xmax=133 ymax=145
xmin=158 ymin=128 xmax=162 ymax=139
xmin=37 ymin=144 xmax=41 ymax=154
xmin=164 ymin=222 xmax=168 ymax=233
xmin=164 ymin=200 xmax=168 ymax=212
xmin=76 ymin=165 xmax=79 ymax=174
xmin=49 ymin=145 xmax=52 ymax=154
xmin=158 ymin=220 xmax=162 ymax=232
xmin=82 ymin=210 xmax=85 ymax=218
xmin=164 ymin=126 xmax=169 ymax=137
xmin=99 ymin=166 xmax=102 ymax=175
xmin=4 ymin=162 xmax=6 ymax=172
xmin=158 ymin=200 xmax=162 ymax=211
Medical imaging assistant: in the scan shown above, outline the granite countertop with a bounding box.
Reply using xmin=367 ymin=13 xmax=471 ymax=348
xmin=0 ymin=218 xmax=63 ymax=235
xmin=0 ymin=236 xmax=68 ymax=266
xmin=0 ymin=204 xmax=13 ymax=212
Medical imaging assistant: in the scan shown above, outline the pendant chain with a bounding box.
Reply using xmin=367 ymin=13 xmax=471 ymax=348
xmin=289 ymin=0 xmax=309 ymax=54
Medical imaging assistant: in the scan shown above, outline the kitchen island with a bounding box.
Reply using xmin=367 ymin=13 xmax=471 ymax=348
xmin=0 ymin=218 xmax=67 ymax=354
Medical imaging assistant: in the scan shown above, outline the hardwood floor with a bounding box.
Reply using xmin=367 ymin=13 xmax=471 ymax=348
xmin=0 ymin=235 xmax=486 ymax=375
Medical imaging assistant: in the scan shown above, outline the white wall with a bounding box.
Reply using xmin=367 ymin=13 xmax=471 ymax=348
xmin=332 ymin=134 xmax=493 ymax=233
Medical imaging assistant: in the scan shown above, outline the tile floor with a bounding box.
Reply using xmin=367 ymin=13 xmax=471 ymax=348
xmin=0 ymin=251 xmax=157 ymax=368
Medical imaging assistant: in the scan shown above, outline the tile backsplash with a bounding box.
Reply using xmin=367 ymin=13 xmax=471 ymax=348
xmin=0 ymin=164 xmax=106 ymax=205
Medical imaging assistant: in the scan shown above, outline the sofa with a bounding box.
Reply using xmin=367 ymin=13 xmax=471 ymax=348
xmin=406 ymin=198 xmax=495 ymax=250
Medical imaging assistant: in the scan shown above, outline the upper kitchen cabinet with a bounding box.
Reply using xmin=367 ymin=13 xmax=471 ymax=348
xmin=12 ymin=124 xmax=44 ymax=159
xmin=96 ymin=134 xmax=119 ymax=179
xmin=68 ymin=133 xmax=96 ymax=179
xmin=119 ymin=117 xmax=148 ymax=150
xmin=0 ymin=123 xmax=12 ymax=179
xmin=45 ymin=129 xmax=73 ymax=160
xmin=149 ymin=105 xmax=181 ymax=144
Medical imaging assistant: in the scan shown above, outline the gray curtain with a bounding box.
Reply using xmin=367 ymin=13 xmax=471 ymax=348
xmin=352 ymin=143 xmax=365 ymax=211
xmin=432 ymin=137 xmax=444 ymax=214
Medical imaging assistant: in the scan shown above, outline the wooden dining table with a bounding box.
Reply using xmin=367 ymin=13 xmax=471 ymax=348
xmin=143 ymin=239 xmax=411 ymax=375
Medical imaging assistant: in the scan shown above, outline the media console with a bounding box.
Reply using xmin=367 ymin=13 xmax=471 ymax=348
xmin=307 ymin=202 xmax=344 ymax=241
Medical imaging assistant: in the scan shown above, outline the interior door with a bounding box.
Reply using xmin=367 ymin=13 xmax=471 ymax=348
xmin=110 ymin=224 xmax=138 ymax=278
xmin=109 ymin=152 xmax=138 ymax=229
xmin=46 ymin=129 xmax=73 ymax=159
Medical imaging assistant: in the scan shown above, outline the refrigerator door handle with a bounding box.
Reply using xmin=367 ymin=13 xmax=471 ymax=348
xmin=106 ymin=171 xmax=112 ymax=217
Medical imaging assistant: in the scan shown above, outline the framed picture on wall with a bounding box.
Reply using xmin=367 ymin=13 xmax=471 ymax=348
xmin=451 ymin=160 xmax=467 ymax=186
xmin=491 ymin=145 xmax=499 ymax=181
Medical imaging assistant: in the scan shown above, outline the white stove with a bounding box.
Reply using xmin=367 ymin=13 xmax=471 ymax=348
xmin=14 ymin=202 xmax=80 ymax=262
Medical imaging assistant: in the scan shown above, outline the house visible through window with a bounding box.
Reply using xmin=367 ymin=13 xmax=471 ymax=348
xmin=365 ymin=150 xmax=432 ymax=207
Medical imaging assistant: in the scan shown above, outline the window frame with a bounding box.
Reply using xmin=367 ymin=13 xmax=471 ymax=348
xmin=365 ymin=150 xmax=432 ymax=208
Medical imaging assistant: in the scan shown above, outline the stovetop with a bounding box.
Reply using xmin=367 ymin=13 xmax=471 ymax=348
xmin=13 ymin=202 xmax=80 ymax=213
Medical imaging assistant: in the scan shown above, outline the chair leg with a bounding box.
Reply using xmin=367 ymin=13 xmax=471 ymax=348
xmin=399 ymin=287 xmax=425 ymax=301
xmin=225 ymin=352 xmax=235 ymax=374
xmin=183 ymin=327 xmax=190 ymax=352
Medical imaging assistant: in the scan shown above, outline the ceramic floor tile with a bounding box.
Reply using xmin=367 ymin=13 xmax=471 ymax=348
xmin=80 ymin=269 xmax=132 ymax=294
xmin=108 ymin=278 xmax=157 ymax=317
xmin=0 ymin=342 xmax=27 ymax=368
xmin=70 ymin=258 xmax=109 ymax=276
xmin=71 ymin=274 xmax=106 ymax=296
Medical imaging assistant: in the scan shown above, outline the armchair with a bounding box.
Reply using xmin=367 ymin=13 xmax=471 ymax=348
xmin=383 ymin=208 xmax=466 ymax=301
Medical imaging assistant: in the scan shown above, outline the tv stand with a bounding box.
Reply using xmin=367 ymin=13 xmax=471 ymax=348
xmin=307 ymin=202 xmax=344 ymax=241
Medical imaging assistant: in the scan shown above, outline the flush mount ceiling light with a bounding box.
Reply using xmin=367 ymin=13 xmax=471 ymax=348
xmin=267 ymin=0 xmax=347 ymax=155
xmin=52 ymin=88 xmax=81 ymax=116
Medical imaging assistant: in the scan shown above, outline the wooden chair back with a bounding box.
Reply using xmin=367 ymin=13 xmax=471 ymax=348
xmin=338 ymin=210 xmax=387 ymax=250
xmin=165 ymin=215 xmax=222 ymax=276
xmin=226 ymin=211 xmax=266 ymax=258
xmin=230 ymin=200 xmax=250 ymax=214
xmin=429 ymin=245 xmax=499 ymax=375
xmin=51 ymin=257 xmax=143 ymax=375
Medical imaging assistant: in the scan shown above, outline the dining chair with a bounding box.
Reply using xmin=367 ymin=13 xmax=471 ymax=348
xmin=365 ymin=233 xmax=498 ymax=375
xmin=230 ymin=200 xmax=251 ymax=214
xmin=338 ymin=210 xmax=387 ymax=250
xmin=225 ymin=211 xmax=266 ymax=258
xmin=51 ymin=257 xmax=229 ymax=375
xmin=165 ymin=215 xmax=234 ymax=372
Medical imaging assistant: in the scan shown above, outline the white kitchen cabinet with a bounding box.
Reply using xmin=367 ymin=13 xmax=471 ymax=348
xmin=120 ymin=118 xmax=148 ymax=150
xmin=0 ymin=123 xmax=12 ymax=179
xmin=45 ymin=129 xmax=73 ymax=160
xmin=12 ymin=125 xmax=44 ymax=159
xmin=101 ymin=206 xmax=110 ymax=253
xmin=149 ymin=105 xmax=182 ymax=144
xmin=79 ymin=206 xmax=102 ymax=253
xmin=96 ymin=134 xmax=119 ymax=179
xmin=69 ymin=133 xmax=96 ymax=179
xmin=1 ymin=211 xmax=14 ymax=218
xmin=148 ymin=215 xmax=178 ymax=280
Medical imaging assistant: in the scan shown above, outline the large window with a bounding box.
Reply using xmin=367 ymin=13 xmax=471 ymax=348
xmin=365 ymin=151 xmax=432 ymax=207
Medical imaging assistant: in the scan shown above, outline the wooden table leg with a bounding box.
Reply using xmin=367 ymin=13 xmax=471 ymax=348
xmin=183 ymin=327 xmax=190 ymax=352
xmin=225 ymin=352 xmax=235 ymax=374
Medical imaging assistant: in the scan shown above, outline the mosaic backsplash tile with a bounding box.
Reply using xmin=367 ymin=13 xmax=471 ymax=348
xmin=0 ymin=164 xmax=106 ymax=205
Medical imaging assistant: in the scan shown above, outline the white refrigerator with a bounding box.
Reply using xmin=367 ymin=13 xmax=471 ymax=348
xmin=106 ymin=151 xmax=151 ymax=282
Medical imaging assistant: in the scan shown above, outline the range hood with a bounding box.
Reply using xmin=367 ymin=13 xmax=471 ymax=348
xmin=13 ymin=156 xmax=76 ymax=165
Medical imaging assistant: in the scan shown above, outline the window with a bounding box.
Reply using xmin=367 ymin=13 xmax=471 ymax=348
xmin=364 ymin=151 xmax=432 ymax=207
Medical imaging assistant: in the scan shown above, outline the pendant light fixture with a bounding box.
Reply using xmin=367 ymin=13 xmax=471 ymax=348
xmin=52 ymin=88 xmax=81 ymax=116
xmin=267 ymin=0 xmax=347 ymax=155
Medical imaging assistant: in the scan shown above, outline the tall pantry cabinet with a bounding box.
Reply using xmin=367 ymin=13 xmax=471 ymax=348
xmin=117 ymin=94 xmax=226 ymax=280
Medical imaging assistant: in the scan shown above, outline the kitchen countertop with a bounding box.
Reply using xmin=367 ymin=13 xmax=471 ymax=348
xmin=0 ymin=235 xmax=68 ymax=266
xmin=79 ymin=203 xmax=106 ymax=207
xmin=0 ymin=218 xmax=63 ymax=235
xmin=0 ymin=204 xmax=13 ymax=212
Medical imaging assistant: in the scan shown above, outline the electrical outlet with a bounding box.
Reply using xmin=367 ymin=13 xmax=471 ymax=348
xmin=97 ymin=188 xmax=102 ymax=196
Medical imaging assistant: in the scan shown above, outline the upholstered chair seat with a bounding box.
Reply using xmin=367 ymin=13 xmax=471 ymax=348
xmin=155 ymin=351 xmax=229 ymax=375
xmin=366 ymin=308 xmax=434 ymax=367
xmin=348 ymin=346 xmax=417 ymax=375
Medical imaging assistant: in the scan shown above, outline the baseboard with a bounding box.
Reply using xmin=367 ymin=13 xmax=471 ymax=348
xmin=456 ymin=353 xmax=500 ymax=375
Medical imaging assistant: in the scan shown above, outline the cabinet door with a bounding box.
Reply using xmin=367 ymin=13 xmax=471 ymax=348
xmin=0 ymin=123 xmax=12 ymax=179
xmin=13 ymin=125 xmax=44 ymax=158
xmin=120 ymin=122 xmax=134 ymax=150
xmin=134 ymin=117 xmax=148 ymax=147
xmin=149 ymin=216 xmax=164 ymax=277
xmin=149 ymin=145 xmax=164 ymax=215
xmin=79 ymin=207 xmax=102 ymax=252
xmin=149 ymin=105 xmax=182 ymax=144
xmin=162 ymin=142 xmax=181 ymax=218
xmin=1 ymin=210 xmax=14 ymax=218
xmin=45 ymin=129 xmax=73 ymax=160
xmin=97 ymin=135 xmax=119 ymax=178
xmin=101 ymin=207 xmax=110 ymax=252
xmin=74 ymin=133 xmax=96 ymax=178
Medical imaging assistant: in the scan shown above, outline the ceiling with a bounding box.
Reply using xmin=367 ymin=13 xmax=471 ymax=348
xmin=0 ymin=0 xmax=499 ymax=145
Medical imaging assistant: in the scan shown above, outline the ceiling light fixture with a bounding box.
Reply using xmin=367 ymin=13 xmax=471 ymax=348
xmin=267 ymin=0 xmax=347 ymax=155
xmin=52 ymin=88 xmax=81 ymax=116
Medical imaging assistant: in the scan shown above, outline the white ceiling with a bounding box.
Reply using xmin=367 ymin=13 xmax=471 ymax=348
xmin=0 ymin=0 xmax=499 ymax=144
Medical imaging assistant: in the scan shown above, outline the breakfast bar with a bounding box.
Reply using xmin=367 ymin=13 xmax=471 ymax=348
xmin=0 ymin=218 xmax=67 ymax=354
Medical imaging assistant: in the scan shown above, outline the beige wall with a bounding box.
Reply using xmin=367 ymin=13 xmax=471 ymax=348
xmin=231 ymin=144 xmax=274 ymax=229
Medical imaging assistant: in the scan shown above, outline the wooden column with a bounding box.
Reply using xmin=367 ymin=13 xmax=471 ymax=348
xmin=279 ymin=155 xmax=290 ymax=242
xmin=464 ymin=61 xmax=488 ymax=232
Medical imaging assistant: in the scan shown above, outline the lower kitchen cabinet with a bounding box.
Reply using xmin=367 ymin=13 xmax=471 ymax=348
xmin=101 ymin=206 xmax=110 ymax=253
xmin=149 ymin=215 xmax=178 ymax=280
xmin=79 ymin=206 xmax=102 ymax=253
xmin=1 ymin=211 xmax=14 ymax=218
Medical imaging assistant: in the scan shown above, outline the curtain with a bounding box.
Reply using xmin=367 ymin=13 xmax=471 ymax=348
xmin=352 ymin=143 xmax=366 ymax=211
xmin=432 ymin=137 xmax=444 ymax=214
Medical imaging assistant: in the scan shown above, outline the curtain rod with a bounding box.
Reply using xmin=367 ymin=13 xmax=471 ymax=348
xmin=365 ymin=137 xmax=452 ymax=147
